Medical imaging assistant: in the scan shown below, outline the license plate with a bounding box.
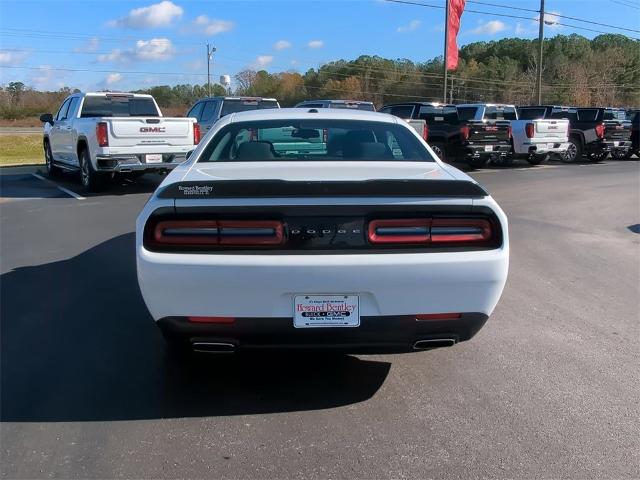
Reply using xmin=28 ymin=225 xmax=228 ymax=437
xmin=614 ymin=141 xmax=619 ymax=147
xmin=484 ymin=145 xmax=493 ymax=152
xmin=146 ymin=154 xmax=162 ymax=163
xmin=294 ymin=295 xmax=360 ymax=328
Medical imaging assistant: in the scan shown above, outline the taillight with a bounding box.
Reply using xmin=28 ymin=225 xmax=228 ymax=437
xmin=595 ymin=123 xmax=605 ymax=139
xmin=422 ymin=123 xmax=429 ymax=141
xmin=460 ymin=125 xmax=470 ymax=141
xmin=415 ymin=313 xmax=461 ymax=321
xmin=193 ymin=123 xmax=201 ymax=145
xmin=368 ymin=219 xmax=431 ymax=244
xmin=525 ymin=122 xmax=535 ymax=138
xmin=367 ymin=218 xmax=493 ymax=245
xmin=188 ymin=316 xmax=235 ymax=324
xmin=152 ymin=219 xmax=284 ymax=247
xmin=96 ymin=122 xmax=108 ymax=147
xmin=507 ymin=125 xmax=512 ymax=138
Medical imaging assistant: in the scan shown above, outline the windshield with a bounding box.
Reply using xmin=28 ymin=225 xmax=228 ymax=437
xmin=198 ymin=119 xmax=433 ymax=162
xmin=80 ymin=96 xmax=159 ymax=117
xmin=220 ymin=99 xmax=280 ymax=116
xmin=484 ymin=106 xmax=517 ymax=120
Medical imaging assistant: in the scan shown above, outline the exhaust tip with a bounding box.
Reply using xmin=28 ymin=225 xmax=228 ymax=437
xmin=413 ymin=338 xmax=456 ymax=350
xmin=192 ymin=342 xmax=236 ymax=354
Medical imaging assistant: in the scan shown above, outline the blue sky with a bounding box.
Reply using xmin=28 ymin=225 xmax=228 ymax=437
xmin=0 ymin=0 xmax=638 ymax=91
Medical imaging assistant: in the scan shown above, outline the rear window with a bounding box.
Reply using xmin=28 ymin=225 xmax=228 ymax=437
xmin=384 ymin=105 xmax=415 ymax=119
xmin=220 ymin=99 xmax=279 ymax=116
xmin=576 ymin=109 xmax=599 ymax=121
xmin=518 ymin=108 xmax=547 ymax=120
xmin=484 ymin=106 xmax=517 ymax=121
xmin=551 ymin=109 xmax=577 ymax=122
xmin=80 ymin=96 xmax=159 ymax=117
xmin=199 ymin=119 xmax=433 ymax=163
xmin=417 ymin=105 xmax=459 ymax=124
xmin=330 ymin=102 xmax=376 ymax=111
xmin=603 ymin=109 xmax=627 ymax=121
xmin=456 ymin=107 xmax=478 ymax=121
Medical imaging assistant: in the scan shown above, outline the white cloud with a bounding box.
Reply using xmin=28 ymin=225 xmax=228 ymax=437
xmin=74 ymin=37 xmax=100 ymax=53
xmin=0 ymin=50 xmax=29 ymax=65
xmin=97 ymin=38 xmax=176 ymax=63
xmin=274 ymin=40 xmax=292 ymax=51
xmin=255 ymin=55 xmax=274 ymax=68
xmin=307 ymin=40 xmax=324 ymax=48
xmin=108 ymin=1 xmax=183 ymax=28
xmin=30 ymin=65 xmax=64 ymax=90
xmin=106 ymin=73 xmax=123 ymax=85
xmin=193 ymin=15 xmax=234 ymax=35
xmin=397 ymin=19 xmax=421 ymax=33
xmin=538 ymin=10 xmax=562 ymax=29
xmin=469 ymin=20 xmax=509 ymax=35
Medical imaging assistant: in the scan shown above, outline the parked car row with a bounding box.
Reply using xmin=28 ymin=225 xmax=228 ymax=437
xmin=40 ymin=92 xmax=639 ymax=191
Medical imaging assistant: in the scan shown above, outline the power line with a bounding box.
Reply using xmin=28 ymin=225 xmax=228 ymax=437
xmin=608 ymin=0 xmax=640 ymax=10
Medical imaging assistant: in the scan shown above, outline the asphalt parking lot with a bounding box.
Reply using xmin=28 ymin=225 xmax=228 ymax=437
xmin=1 ymin=159 xmax=639 ymax=479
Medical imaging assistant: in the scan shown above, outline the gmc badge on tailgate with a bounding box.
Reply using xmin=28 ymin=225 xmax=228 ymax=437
xmin=140 ymin=127 xmax=166 ymax=133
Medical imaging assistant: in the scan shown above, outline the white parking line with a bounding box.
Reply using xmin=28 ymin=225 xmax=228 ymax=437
xmin=31 ymin=173 xmax=86 ymax=200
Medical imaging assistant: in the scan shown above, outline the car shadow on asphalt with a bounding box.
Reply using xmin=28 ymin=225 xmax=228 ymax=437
xmin=0 ymin=233 xmax=390 ymax=422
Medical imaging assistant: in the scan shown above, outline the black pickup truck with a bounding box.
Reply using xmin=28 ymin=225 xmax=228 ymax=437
xmin=625 ymin=109 xmax=639 ymax=159
xmin=517 ymin=105 xmax=632 ymax=162
xmin=379 ymin=102 xmax=512 ymax=168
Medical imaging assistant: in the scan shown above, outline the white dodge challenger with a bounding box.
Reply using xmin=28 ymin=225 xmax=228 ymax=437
xmin=136 ymin=108 xmax=509 ymax=354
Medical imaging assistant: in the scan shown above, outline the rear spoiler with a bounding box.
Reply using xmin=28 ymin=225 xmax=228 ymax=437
xmin=157 ymin=179 xmax=488 ymax=199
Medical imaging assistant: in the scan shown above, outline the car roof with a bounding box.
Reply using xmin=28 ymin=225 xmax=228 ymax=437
xmin=199 ymin=96 xmax=278 ymax=102
xmin=382 ymin=102 xmax=456 ymax=107
xmin=226 ymin=107 xmax=399 ymax=123
xmin=81 ymin=92 xmax=154 ymax=98
xmin=456 ymin=103 xmax=516 ymax=108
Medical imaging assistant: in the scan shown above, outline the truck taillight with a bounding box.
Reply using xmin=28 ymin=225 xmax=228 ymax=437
xmin=193 ymin=123 xmax=201 ymax=145
xmin=460 ymin=126 xmax=470 ymax=141
xmin=422 ymin=123 xmax=429 ymax=141
xmin=367 ymin=218 xmax=493 ymax=245
xmin=150 ymin=219 xmax=284 ymax=248
xmin=595 ymin=123 xmax=605 ymax=139
xmin=507 ymin=125 xmax=512 ymax=138
xmin=96 ymin=122 xmax=108 ymax=147
xmin=525 ymin=123 xmax=535 ymax=138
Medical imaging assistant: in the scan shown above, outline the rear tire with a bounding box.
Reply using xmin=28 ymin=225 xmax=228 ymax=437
xmin=611 ymin=149 xmax=629 ymax=160
xmin=588 ymin=152 xmax=607 ymax=162
xmin=430 ymin=143 xmax=446 ymax=161
xmin=527 ymin=153 xmax=548 ymax=165
xmin=563 ymin=138 xmax=582 ymax=162
xmin=44 ymin=140 xmax=61 ymax=178
xmin=79 ymin=148 xmax=107 ymax=192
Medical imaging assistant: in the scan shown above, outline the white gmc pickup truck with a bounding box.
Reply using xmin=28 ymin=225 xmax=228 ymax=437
xmin=41 ymin=92 xmax=199 ymax=191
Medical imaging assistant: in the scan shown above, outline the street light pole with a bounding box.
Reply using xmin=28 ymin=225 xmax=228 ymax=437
xmin=206 ymin=44 xmax=216 ymax=97
xmin=536 ymin=0 xmax=545 ymax=104
xmin=443 ymin=0 xmax=450 ymax=103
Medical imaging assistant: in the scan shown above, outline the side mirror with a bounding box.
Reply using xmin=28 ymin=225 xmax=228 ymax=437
xmin=186 ymin=150 xmax=194 ymax=160
xmin=40 ymin=113 xmax=54 ymax=125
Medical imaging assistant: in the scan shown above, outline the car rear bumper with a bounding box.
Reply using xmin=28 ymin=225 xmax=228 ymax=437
xmin=157 ymin=313 xmax=489 ymax=353
xmin=96 ymin=154 xmax=186 ymax=172
xmin=523 ymin=141 xmax=571 ymax=154
xmin=463 ymin=145 xmax=511 ymax=158
xmin=137 ymin=247 xmax=509 ymax=323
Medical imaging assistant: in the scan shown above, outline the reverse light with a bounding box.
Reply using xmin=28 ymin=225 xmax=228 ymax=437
xmin=96 ymin=122 xmax=109 ymax=147
xmin=595 ymin=123 xmax=605 ymax=139
xmin=525 ymin=122 xmax=535 ymax=139
xmin=460 ymin=125 xmax=470 ymax=141
xmin=193 ymin=123 xmax=201 ymax=145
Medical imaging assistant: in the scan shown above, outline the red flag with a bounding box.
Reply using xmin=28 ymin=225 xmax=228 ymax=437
xmin=446 ymin=0 xmax=466 ymax=71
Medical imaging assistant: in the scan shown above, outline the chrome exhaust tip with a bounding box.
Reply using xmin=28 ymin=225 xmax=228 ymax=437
xmin=413 ymin=338 xmax=456 ymax=350
xmin=192 ymin=342 xmax=236 ymax=354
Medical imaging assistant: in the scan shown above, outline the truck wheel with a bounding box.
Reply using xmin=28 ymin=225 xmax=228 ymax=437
xmin=467 ymin=157 xmax=489 ymax=169
xmin=563 ymin=138 xmax=582 ymax=162
xmin=79 ymin=149 xmax=107 ymax=192
xmin=610 ymin=149 xmax=629 ymax=160
xmin=44 ymin=140 xmax=61 ymax=178
xmin=527 ymin=153 xmax=548 ymax=165
xmin=430 ymin=143 xmax=446 ymax=161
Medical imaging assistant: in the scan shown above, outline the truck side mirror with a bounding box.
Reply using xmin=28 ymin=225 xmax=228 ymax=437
xmin=40 ymin=113 xmax=54 ymax=125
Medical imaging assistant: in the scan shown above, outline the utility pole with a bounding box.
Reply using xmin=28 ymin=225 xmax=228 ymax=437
xmin=443 ymin=0 xmax=450 ymax=103
xmin=206 ymin=43 xmax=216 ymax=97
xmin=536 ymin=0 xmax=545 ymax=104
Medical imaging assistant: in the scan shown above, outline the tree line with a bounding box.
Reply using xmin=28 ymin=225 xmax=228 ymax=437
xmin=1 ymin=34 xmax=638 ymax=120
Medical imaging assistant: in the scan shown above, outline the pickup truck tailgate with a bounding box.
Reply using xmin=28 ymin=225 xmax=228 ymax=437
xmin=468 ymin=121 xmax=511 ymax=143
xmin=533 ymin=119 xmax=569 ymax=139
xmin=109 ymin=118 xmax=194 ymax=147
xmin=604 ymin=120 xmax=632 ymax=142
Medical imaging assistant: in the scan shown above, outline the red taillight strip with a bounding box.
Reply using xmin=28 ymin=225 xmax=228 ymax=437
xmin=430 ymin=219 xmax=491 ymax=243
xmin=188 ymin=316 xmax=236 ymax=324
xmin=96 ymin=122 xmax=109 ymax=147
xmin=193 ymin=123 xmax=201 ymax=145
xmin=368 ymin=219 xmax=431 ymax=244
xmin=153 ymin=220 xmax=284 ymax=246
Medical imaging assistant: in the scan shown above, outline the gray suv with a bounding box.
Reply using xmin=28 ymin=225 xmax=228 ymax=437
xmin=186 ymin=96 xmax=280 ymax=133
